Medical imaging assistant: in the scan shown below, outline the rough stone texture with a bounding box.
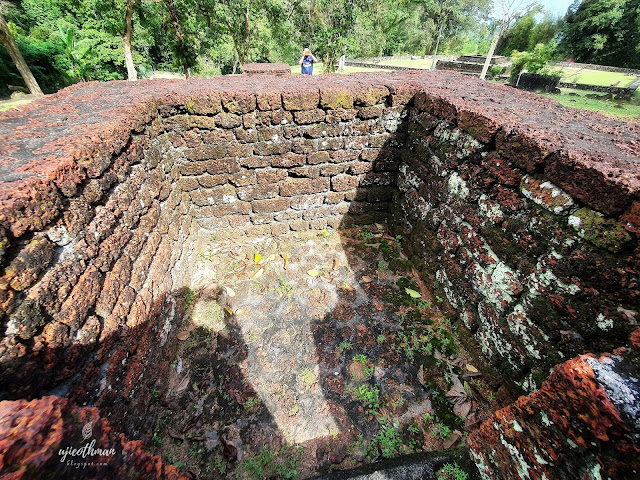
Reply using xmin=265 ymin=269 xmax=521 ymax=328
xmin=468 ymin=335 xmax=640 ymax=480
xmin=0 ymin=71 xmax=638 ymax=479
xmin=242 ymin=62 xmax=291 ymax=75
xmin=0 ymin=395 xmax=185 ymax=479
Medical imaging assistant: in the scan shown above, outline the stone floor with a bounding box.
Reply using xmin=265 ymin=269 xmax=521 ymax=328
xmin=149 ymin=226 xmax=498 ymax=479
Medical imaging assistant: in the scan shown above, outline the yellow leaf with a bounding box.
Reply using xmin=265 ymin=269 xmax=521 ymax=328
xmin=281 ymin=253 xmax=289 ymax=269
xmin=265 ymin=253 xmax=276 ymax=263
xmin=254 ymin=253 xmax=262 ymax=263
xmin=225 ymin=308 xmax=233 ymax=315
xmin=405 ymin=288 xmax=421 ymax=298
xmin=466 ymin=364 xmax=479 ymax=373
xmin=307 ymin=269 xmax=321 ymax=277
xmin=251 ymin=267 xmax=264 ymax=279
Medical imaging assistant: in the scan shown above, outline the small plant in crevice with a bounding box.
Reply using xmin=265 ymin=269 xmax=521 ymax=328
xmin=437 ymin=462 xmax=468 ymax=480
xmin=182 ymin=287 xmax=197 ymax=308
xmin=367 ymin=419 xmax=401 ymax=459
xmin=349 ymin=384 xmax=380 ymax=414
xmin=238 ymin=445 xmax=304 ymax=480
xmin=338 ymin=341 xmax=352 ymax=353
xmin=434 ymin=423 xmax=451 ymax=440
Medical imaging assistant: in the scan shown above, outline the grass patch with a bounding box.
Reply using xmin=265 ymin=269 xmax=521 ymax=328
xmin=540 ymin=91 xmax=640 ymax=121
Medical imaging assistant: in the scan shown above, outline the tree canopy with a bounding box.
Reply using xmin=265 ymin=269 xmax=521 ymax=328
xmin=558 ymin=0 xmax=640 ymax=68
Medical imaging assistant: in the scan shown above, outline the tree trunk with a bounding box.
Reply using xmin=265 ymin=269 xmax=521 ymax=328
xmin=123 ymin=0 xmax=138 ymax=81
xmin=244 ymin=2 xmax=250 ymax=63
xmin=480 ymin=32 xmax=500 ymax=80
xmin=0 ymin=15 xmax=43 ymax=96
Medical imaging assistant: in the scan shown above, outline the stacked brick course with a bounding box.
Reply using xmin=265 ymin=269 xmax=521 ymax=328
xmin=0 ymin=72 xmax=639 ymax=478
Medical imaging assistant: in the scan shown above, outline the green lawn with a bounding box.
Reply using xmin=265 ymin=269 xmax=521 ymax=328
xmin=540 ymin=90 xmax=640 ymax=121
xmin=289 ymin=62 xmax=386 ymax=74
xmin=377 ymin=58 xmax=434 ymax=69
xmin=550 ymin=66 xmax=637 ymax=87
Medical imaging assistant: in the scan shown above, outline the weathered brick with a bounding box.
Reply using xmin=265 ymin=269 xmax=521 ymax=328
xmin=305 ymin=123 xmax=343 ymax=138
xmin=241 ymin=156 xmax=271 ymax=168
xmin=320 ymin=164 xmax=349 ymax=176
xmin=280 ymin=177 xmax=329 ymax=196
xmin=214 ymin=112 xmax=242 ymax=129
xmin=256 ymin=168 xmax=287 ymax=184
xmin=212 ymin=202 xmax=252 ymax=217
xmin=303 ymin=206 xmax=332 ymax=220
xmin=237 ymin=184 xmax=279 ymax=201
xmin=271 ymin=152 xmax=306 ymax=168
xmin=291 ymin=194 xmax=324 ymax=210
xmin=325 ymin=108 xmax=357 ymax=123
xmin=250 ymin=213 xmax=274 ymax=225
xmin=354 ymin=85 xmax=390 ymax=106
xmin=289 ymin=219 xmax=310 ymax=231
xmin=330 ymin=150 xmax=360 ymax=163
xmin=220 ymin=90 xmax=257 ymax=114
xmin=202 ymin=128 xmax=235 ymax=143
xmin=198 ymin=174 xmax=227 ymax=188
xmin=320 ymin=87 xmax=354 ymax=109
xmin=282 ymin=88 xmax=320 ymax=111
xmin=235 ymin=128 xmax=258 ymax=143
xmin=229 ymin=170 xmax=257 ymax=186
xmin=178 ymin=177 xmax=200 ymax=191
xmin=179 ymin=162 xmax=207 ymax=176
xmin=271 ymin=110 xmax=293 ymax=125
xmin=243 ymin=112 xmax=257 ymax=128
xmin=348 ymin=162 xmax=374 ymax=174
xmin=256 ymin=91 xmax=282 ymax=110
xmin=252 ymin=197 xmax=291 ymax=213
xmin=271 ymin=223 xmax=289 ymax=236
xmin=228 ymin=143 xmax=253 ymax=158
xmin=331 ymin=174 xmax=360 ymax=192
xmin=325 ymin=192 xmax=345 ymax=204
xmin=289 ymin=166 xmax=320 ymax=178
xmin=185 ymin=145 xmax=227 ymax=161
xmin=257 ymin=126 xmax=283 ymax=142
xmin=206 ymin=158 xmax=241 ymax=174
xmin=308 ymin=151 xmax=330 ymax=165
xmin=294 ymin=109 xmax=326 ymax=124
xmin=357 ymin=104 xmax=385 ymax=119
xmin=254 ymin=141 xmax=292 ymax=156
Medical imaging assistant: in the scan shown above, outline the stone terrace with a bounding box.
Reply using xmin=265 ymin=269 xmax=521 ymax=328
xmin=0 ymin=71 xmax=639 ymax=479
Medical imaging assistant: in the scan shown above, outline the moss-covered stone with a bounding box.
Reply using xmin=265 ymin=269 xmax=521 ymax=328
xmin=569 ymin=207 xmax=632 ymax=253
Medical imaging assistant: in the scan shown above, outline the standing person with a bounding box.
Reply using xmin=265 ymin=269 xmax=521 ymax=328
xmin=299 ymin=48 xmax=318 ymax=75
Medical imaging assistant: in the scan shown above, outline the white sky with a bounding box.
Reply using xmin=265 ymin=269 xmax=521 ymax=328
xmin=538 ymin=0 xmax=574 ymax=16
xmin=492 ymin=0 xmax=575 ymax=18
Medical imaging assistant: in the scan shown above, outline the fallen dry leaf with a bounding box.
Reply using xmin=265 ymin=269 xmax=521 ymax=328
xmin=251 ymin=267 xmax=264 ymax=280
xmin=307 ymin=269 xmax=321 ymax=277
xmin=417 ymin=365 xmax=426 ymax=387
xmin=225 ymin=286 xmax=236 ymax=297
xmin=177 ymin=331 xmax=190 ymax=341
xmin=362 ymin=275 xmax=372 ymax=283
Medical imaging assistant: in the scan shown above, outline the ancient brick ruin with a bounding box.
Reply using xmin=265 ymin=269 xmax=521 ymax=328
xmin=0 ymin=72 xmax=638 ymax=478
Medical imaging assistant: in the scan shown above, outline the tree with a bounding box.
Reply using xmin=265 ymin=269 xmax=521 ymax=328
xmin=479 ymin=0 xmax=537 ymax=80
xmin=0 ymin=1 xmax=43 ymax=95
xmin=498 ymin=6 xmax=562 ymax=56
xmin=558 ymin=0 xmax=640 ymax=69
xmin=123 ymin=0 xmax=137 ymax=80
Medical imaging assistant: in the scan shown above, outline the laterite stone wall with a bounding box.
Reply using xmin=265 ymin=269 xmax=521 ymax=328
xmin=0 ymin=72 xmax=639 ymax=478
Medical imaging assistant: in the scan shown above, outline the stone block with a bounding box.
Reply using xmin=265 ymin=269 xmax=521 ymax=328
xmin=280 ymin=177 xmax=329 ymax=197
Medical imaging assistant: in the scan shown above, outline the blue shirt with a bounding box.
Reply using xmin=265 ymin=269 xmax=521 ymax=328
xmin=301 ymin=55 xmax=314 ymax=75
